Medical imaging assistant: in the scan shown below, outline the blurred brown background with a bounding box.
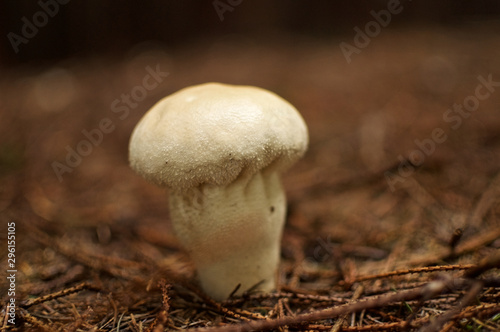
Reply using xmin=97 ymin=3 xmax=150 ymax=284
xmin=1 ymin=0 xmax=500 ymax=66
xmin=1 ymin=2 xmax=500 ymax=330
xmin=1 ymin=0 xmax=500 ymax=253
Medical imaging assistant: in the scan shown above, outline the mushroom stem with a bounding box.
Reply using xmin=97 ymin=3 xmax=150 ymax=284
xmin=169 ymin=171 xmax=286 ymax=301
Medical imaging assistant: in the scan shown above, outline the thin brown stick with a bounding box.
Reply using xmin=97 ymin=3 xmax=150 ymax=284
xmin=421 ymin=280 xmax=483 ymax=332
xmin=22 ymin=282 xmax=101 ymax=308
xmin=331 ymin=285 xmax=364 ymax=332
xmin=456 ymin=303 xmax=500 ymax=320
xmin=24 ymin=264 xmax=86 ymax=296
xmin=463 ymin=250 xmax=500 ymax=279
xmin=345 ymin=264 xmax=473 ymax=284
xmin=272 ymin=302 xmax=500 ymax=331
xmin=146 ymin=279 xmax=172 ymax=332
xmin=468 ymin=171 xmax=500 ymax=229
xmin=25 ymin=222 xmax=147 ymax=281
xmin=18 ymin=310 xmax=53 ymax=332
xmin=277 ymin=298 xmax=289 ymax=332
xmin=191 ymin=278 xmax=454 ymax=332
xmin=0 ymin=303 xmax=9 ymax=332
xmin=408 ymin=227 xmax=500 ymax=266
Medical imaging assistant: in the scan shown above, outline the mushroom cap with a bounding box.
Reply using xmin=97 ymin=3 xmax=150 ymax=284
xmin=129 ymin=82 xmax=308 ymax=190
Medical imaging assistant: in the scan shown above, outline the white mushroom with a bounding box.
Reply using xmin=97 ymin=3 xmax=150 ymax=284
xmin=129 ymin=82 xmax=308 ymax=300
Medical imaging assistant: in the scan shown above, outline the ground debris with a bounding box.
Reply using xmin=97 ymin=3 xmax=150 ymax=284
xmin=1 ymin=26 xmax=500 ymax=331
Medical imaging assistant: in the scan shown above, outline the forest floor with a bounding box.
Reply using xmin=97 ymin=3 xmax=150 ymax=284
xmin=1 ymin=23 xmax=500 ymax=331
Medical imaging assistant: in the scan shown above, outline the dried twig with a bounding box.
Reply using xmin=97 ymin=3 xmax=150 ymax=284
xmin=420 ymin=281 xmax=484 ymax=332
xmin=192 ymin=278 xmax=455 ymax=332
xmin=22 ymin=282 xmax=101 ymax=308
xmin=463 ymin=250 xmax=500 ymax=279
xmin=344 ymin=264 xmax=473 ymax=285
xmin=468 ymin=171 xmax=500 ymax=229
xmin=146 ymin=280 xmax=172 ymax=332
xmin=24 ymin=221 xmax=148 ymax=281
xmin=408 ymin=227 xmax=500 ymax=266
xmin=331 ymin=285 xmax=364 ymax=332
xmin=18 ymin=309 xmax=53 ymax=332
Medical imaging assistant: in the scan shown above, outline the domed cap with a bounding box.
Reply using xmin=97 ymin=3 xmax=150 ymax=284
xmin=129 ymin=82 xmax=308 ymax=190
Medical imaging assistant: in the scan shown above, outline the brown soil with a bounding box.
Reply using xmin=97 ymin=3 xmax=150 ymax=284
xmin=1 ymin=24 xmax=500 ymax=331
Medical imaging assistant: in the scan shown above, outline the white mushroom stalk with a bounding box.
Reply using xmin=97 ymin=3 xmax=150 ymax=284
xmin=129 ymin=83 xmax=308 ymax=301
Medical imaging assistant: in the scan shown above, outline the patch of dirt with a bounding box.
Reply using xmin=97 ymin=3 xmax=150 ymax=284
xmin=1 ymin=24 xmax=500 ymax=331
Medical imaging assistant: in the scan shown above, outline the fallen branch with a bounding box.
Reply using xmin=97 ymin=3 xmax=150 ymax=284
xmin=192 ymin=278 xmax=454 ymax=332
